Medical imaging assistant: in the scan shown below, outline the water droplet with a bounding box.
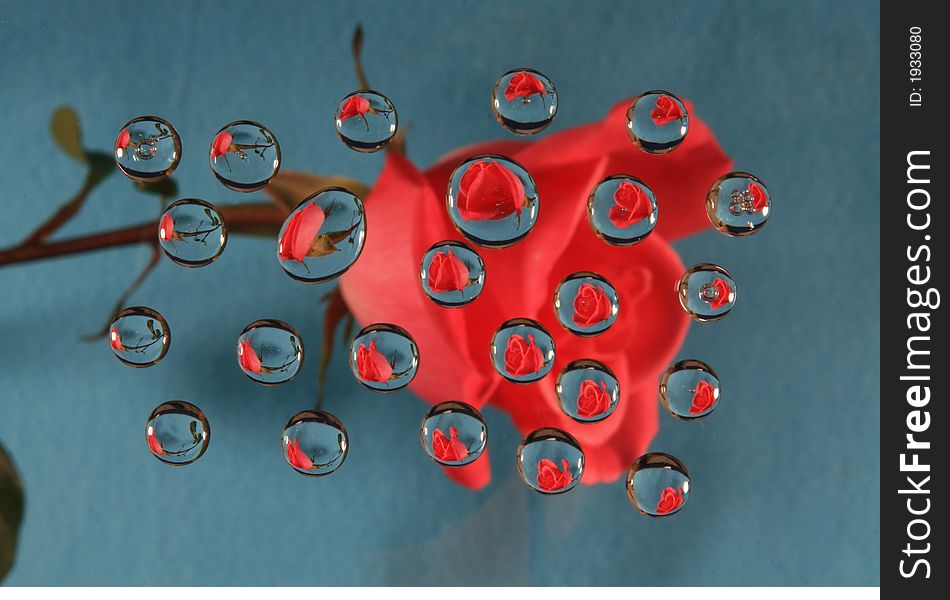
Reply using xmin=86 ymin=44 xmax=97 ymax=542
xmin=419 ymin=240 xmax=485 ymax=307
xmin=334 ymin=90 xmax=398 ymax=152
xmin=517 ymin=428 xmax=584 ymax=494
xmin=626 ymin=452 xmax=690 ymax=517
xmin=490 ymin=318 xmax=555 ymax=384
xmin=236 ymin=320 xmax=304 ymax=385
xmin=209 ymin=120 xmax=281 ymax=192
xmin=350 ymin=323 xmax=419 ymax=392
xmin=446 ymin=155 xmax=539 ymax=248
xmin=277 ymin=188 xmax=366 ymax=283
xmin=660 ymin=360 xmax=720 ymax=420
xmin=114 ymin=116 xmax=181 ymax=182
xmin=420 ymin=401 xmax=487 ymax=467
xmin=587 ymin=175 xmax=658 ymax=246
xmin=556 ymin=359 xmax=620 ymax=423
xmin=491 ymin=68 xmax=558 ymax=135
xmin=677 ymin=263 xmax=737 ymax=321
xmin=706 ymin=172 xmax=771 ymax=236
xmin=145 ymin=401 xmax=210 ymax=466
xmin=282 ymin=410 xmax=348 ymax=476
xmin=553 ymin=272 xmax=619 ymax=336
xmin=625 ymin=90 xmax=689 ymax=154
xmin=109 ymin=307 xmax=170 ymax=367
xmin=158 ymin=199 xmax=228 ymax=267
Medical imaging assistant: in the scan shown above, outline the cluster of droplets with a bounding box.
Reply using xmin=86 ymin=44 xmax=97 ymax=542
xmin=108 ymin=68 xmax=771 ymax=512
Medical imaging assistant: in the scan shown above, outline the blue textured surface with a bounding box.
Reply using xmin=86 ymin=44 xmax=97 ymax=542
xmin=0 ymin=0 xmax=879 ymax=586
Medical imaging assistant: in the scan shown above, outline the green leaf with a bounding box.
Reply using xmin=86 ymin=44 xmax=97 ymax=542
xmin=50 ymin=106 xmax=87 ymax=164
xmin=0 ymin=443 xmax=24 ymax=583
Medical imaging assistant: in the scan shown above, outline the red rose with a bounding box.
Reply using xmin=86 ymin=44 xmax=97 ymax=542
xmin=707 ymin=277 xmax=732 ymax=310
xmin=749 ymin=181 xmax=768 ymax=212
xmin=115 ymin=128 xmax=131 ymax=153
xmin=278 ymin=202 xmax=325 ymax=263
xmin=146 ymin=427 xmax=164 ymax=456
xmin=504 ymin=72 xmax=546 ymax=102
xmin=650 ymin=95 xmax=685 ymax=126
xmin=432 ymin=426 xmax=468 ymax=462
xmin=356 ymin=340 xmax=393 ymax=383
xmin=456 ymin=160 xmax=527 ymax=222
xmin=608 ymin=181 xmax=652 ymax=228
xmin=109 ymin=327 xmax=123 ymax=351
xmin=340 ymin=95 xmax=371 ymax=121
xmin=536 ymin=458 xmax=572 ymax=492
xmin=238 ymin=338 xmax=262 ymax=374
xmin=572 ymin=283 xmax=612 ymax=327
xmin=338 ymin=96 xmax=732 ymax=489
xmin=689 ymin=380 xmax=716 ymax=415
xmin=655 ymin=486 xmax=684 ymax=514
xmin=504 ymin=334 xmax=544 ymax=376
xmin=427 ymin=251 xmax=469 ymax=293
xmin=285 ymin=438 xmax=314 ymax=471
xmin=159 ymin=213 xmax=175 ymax=242
xmin=576 ymin=380 xmax=611 ymax=419
xmin=211 ymin=131 xmax=233 ymax=160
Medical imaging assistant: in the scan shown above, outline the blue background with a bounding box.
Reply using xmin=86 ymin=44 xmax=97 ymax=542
xmin=0 ymin=0 xmax=880 ymax=586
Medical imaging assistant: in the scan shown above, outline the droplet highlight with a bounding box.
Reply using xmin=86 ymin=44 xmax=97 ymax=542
xmin=587 ymin=175 xmax=658 ymax=246
xmin=446 ymin=155 xmax=539 ymax=248
xmin=114 ymin=116 xmax=181 ymax=182
xmin=282 ymin=410 xmax=348 ymax=476
xmin=419 ymin=240 xmax=485 ymax=307
xmin=626 ymin=452 xmax=691 ymax=517
xmin=334 ymin=90 xmax=398 ymax=152
xmin=490 ymin=318 xmax=555 ymax=384
xmin=625 ymin=90 xmax=689 ymax=154
xmin=556 ymin=359 xmax=620 ymax=423
xmin=553 ymin=272 xmax=619 ymax=336
xmin=349 ymin=323 xmax=419 ymax=392
xmin=491 ymin=68 xmax=558 ymax=135
xmin=209 ymin=120 xmax=280 ymax=192
xmin=517 ymin=428 xmax=584 ymax=494
xmin=158 ymin=199 xmax=228 ymax=267
xmin=660 ymin=359 xmax=720 ymax=420
xmin=677 ymin=263 xmax=737 ymax=321
xmin=109 ymin=307 xmax=170 ymax=367
xmin=145 ymin=401 xmax=210 ymax=466
xmin=236 ymin=320 xmax=304 ymax=385
xmin=277 ymin=188 xmax=366 ymax=283
xmin=420 ymin=401 xmax=487 ymax=467
xmin=706 ymin=172 xmax=771 ymax=236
